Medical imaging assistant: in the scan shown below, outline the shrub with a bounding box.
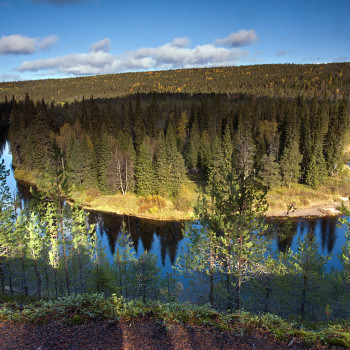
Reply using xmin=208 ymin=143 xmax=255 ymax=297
xmin=138 ymin=195 xmax=167 ymax=213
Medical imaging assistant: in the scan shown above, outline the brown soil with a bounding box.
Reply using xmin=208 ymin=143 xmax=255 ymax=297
xmin=0 ymin=319 xmax=342 ymax=350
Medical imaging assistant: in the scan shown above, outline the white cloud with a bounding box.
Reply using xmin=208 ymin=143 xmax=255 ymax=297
xmin=170 ymin=37 xmax=190 ymax=48
xmin=0 ymin=35 xmax=36 ymax=55
xmin=215 ymin=29 xmax=257 ymax=48
xmin=90 ymin=38 xmax=111 ymax=53
xmin=0 ymin=34 xmax=58 ymax=56
xmin=16 ymin=33 xmax=254 ymax=76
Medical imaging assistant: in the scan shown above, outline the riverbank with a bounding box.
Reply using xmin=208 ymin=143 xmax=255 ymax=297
xmin=14 ymin=168 xmax=350 ymax=221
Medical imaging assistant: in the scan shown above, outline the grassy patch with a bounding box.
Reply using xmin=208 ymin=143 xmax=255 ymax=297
xmin=267 ymin=172 xmax=350 ymax=215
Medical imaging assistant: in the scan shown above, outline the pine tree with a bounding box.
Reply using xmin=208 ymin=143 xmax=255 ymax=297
xmin=89 ymin=230 xmax=112 ymax=293
xmin=339 ymin=206 xmax=350 ymax=283
xmin=68 ymin=139 xmax=86 ymax=187
xmin=176 ymin=196 xmax=221 ymax=306
xmin=212 ymin=164 xmax=269 ymax=311
xmin=26 ymin=212 xmax=44 ymax=298
xmin=165 ymin=121 xmax=186 ymax=197
xmin=131 ymin=250 xmax=160 ymax=302
xmin=289 ymin=231 xmax=330 ymax=321
xmin=97 ymin=125 xmax=113 ymax=192
xmin=305 ymin=141 xmax=327 ymax=188
xmin=0 ymin=160 xmax=14 ymax=293
xmin=260 ymin=153 xmax=281 ymax=188
xmin=113 ymin=223 xmax=135 ymax=297
xmin=133 ymin=92 xmax=144 ymax=150
xmin=186 ymin=116 xmax=200 ymax=171
xmin=154 ymin=131 xmax=169 ymax=196
xmin=280 ymin=138 xmax=302 ymax=188
xmin=135 ymin=141 xmax=155 ymax=196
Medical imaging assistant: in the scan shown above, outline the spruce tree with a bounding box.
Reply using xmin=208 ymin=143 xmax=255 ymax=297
xmin=280 ymin=138 xmax=302 ymax=188
xmin=305 ymin=141 xmax=327 ymax=188
xmin=154 ymin=131 xmax=169 ymax=196
xmin=135 ymin=141 xmax=155 ymax=196
xmin=260 ymin=153 xmax=281 ymax=188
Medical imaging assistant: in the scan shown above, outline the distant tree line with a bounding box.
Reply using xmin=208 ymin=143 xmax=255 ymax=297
xmin=4 ymin=91 xmax=349 ymax=198
xmin=0 ymin=63 xmax=349 ymax=103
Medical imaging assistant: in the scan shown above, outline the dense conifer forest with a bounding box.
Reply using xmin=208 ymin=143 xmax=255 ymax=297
xmin=1 ymin=88 xmax=349 ymax=200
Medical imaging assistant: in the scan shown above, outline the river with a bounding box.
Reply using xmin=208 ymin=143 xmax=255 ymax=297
xmin=0 ymin=139 xmax=347 ymax=273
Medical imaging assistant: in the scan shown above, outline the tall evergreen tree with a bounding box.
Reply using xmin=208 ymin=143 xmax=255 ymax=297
xmin=135 ymin=141 xmax=155 ymax=196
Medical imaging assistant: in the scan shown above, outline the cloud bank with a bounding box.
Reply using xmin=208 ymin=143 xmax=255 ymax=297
xmin=16 ymin=30 xmax=256 ymax=76
xmin=0 ymin=34 xmax=58 ymax=56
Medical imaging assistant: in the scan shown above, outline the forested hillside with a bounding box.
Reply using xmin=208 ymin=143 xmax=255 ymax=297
xmin=0 ymin=63 xmax=349 ymax=103
xmin=1 ymin=64 xmax=350 ymax=336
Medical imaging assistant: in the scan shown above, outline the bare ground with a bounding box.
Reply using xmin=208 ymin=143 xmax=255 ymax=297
xmin=0 ymin=319 xmax=344 ymax=350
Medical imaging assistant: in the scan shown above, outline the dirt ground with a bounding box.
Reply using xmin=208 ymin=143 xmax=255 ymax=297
xmin=0 ymin=319 xmax=344 ymax=350
xmin=267 ymin=200 xmax=348 ymax=218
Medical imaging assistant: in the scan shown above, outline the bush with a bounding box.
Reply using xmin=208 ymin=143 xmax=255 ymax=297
xmin=173 ymin=186 xmax=192 ymax=211
xmin=138 ymin=195 xmax=167 ymax=214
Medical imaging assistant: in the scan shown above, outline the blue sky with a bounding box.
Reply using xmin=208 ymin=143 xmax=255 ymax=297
xmin=0 ymin=0 xmax=349 ymax=82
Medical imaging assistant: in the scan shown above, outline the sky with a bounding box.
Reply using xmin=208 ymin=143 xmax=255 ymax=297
xmin=0 ymin=0 xmax=349 ymax=82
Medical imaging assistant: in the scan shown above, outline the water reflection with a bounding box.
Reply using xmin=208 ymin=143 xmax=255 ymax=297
xmin=89 ymin=211 xmax=184 ymax=266
xmin=271 ymin=215 xmax=346 ymax=270
xmin=0 ymin=132 xmax=7 ymax=157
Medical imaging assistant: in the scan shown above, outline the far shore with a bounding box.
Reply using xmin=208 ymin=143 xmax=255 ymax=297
xmin=15 ymin=175 xmax=350 ymax=222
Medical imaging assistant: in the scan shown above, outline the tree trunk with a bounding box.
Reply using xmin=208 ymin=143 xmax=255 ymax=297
xmin=0 ymin=260 xmax=5 ymax=293
xmin=54 ymin=269 xmax=58 ymax=298
xmin=264 ymin=286 xmax=271 ymax=313
xmin=44 ymin=267 xmax=50 ymax=298
xmin=6 ymin=261 xmax=13 ymax=295
xmin=301 ymin=274 xmax=307 ymax=321
xmin=226 ymin=274 xmax=232 ymax=311
xmin=33 ymin=262 xmax=41 ymax=298
xmin=21 ymin=257 xmax=28 ymax=296
xmin=209 ymin=271 xmax=214 ymax=307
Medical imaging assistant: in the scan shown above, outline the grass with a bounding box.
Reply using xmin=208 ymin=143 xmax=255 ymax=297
xmin=1 ymin=293 xmax=349 ymax=348
xmin=267 ymin=169 xmax=350 ymax=216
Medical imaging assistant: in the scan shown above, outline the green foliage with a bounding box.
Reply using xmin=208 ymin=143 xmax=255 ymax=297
xmin=260 ymin=153 xmax=282 ymax=188
xmin=113 ymin=223 xmax=136 ymax=298
xmin=131 ymin=250 xmax=160 ymax=302
xmin=135 ymin=141 xmax=155 ymax=196
xmin=339 ymin=206 xmax=350 ymax=282
xmin=287 ymin=232 xmax=331 ymax=321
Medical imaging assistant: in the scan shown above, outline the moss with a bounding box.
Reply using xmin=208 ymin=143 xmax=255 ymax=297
xmin=324 ymin=337 xmax=350 ymax=348
xmin=71 ymin=314 xmax=87 ymax=325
